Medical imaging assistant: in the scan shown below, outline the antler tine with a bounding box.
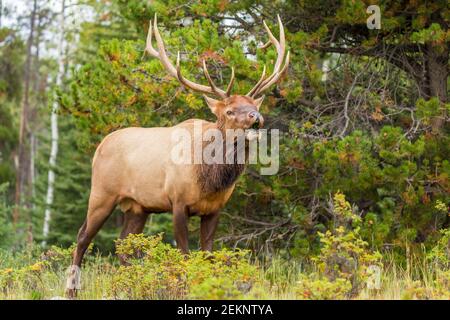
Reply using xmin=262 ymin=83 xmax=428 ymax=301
xmin=262 ymin=17 xmax=283 ymax=74
xmin=247 ymin=65 xmax=266 ymax=97
xmin=247 ymin=15 xmax=289 ymax=98
xmin=147 ymin=13 xmax=232 ymax=99
xmin=257 ymin=15 xmax=285 ymax=91
xmin=176 ymin=52 xmax=208 ymax=94
xmin=225 ymin=67 xmax=235 ymax=97
xmin=152 ymin=14 xmax=180 ymax=78
xmin=275 ymin=14 xmax=286 ymax=72
xmin=202 ymin=60 xmax=226 ymax=99
xmin=256 ymin=51 xmax=289 ymax=94
xmin=260 ymin=41 xmax=271 ymax=50
xmin=145 ymin=19 xmax=159 ymax=58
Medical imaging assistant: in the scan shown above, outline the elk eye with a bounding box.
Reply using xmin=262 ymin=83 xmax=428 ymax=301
xmin=226 ymin=110 xmax=234 ymax=116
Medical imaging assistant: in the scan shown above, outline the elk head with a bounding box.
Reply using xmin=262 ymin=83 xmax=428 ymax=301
xmin=145 ymin=14 xmax=290 ymax=138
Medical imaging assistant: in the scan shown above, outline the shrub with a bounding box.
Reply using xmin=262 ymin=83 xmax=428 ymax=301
xmin=39 ymin=244 xmax=77 ymax=270
xmin=110 ymin=233 xmax=259 ymax=299
xmin=0 ymin=259 xmax=49 ymax=298
xmin=427 ymin=228 xmax=450 ymax=268
xmin=296 ymin=274 xmax=352 ymax=300
xmin=304 ymin=192 xmax=382 ymax=298
xmin=402 ymin=271 xmax=450 ymax=300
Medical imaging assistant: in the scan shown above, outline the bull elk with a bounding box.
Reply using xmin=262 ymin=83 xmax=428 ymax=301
xmin=66 ymin=14 xmax=289 ymax=297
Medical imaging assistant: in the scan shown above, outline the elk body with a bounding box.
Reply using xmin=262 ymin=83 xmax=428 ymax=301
xmin=66 ymin=15 xmax=289 ymax=297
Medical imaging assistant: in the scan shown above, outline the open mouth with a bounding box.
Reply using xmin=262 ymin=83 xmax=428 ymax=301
xmin=251 ymin=118 xmax=260 ymax=130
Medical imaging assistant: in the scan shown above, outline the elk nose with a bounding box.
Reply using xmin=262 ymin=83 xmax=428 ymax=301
xmin=248 ymin=111 xmax=261 ymax=120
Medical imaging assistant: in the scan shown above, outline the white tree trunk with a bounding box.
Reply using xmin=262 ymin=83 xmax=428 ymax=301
xmin=42 ymin=0 xmax=66 ymax=246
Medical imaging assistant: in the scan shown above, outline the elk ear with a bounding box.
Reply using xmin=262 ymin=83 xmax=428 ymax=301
xmin=203 ymin=95 xmax=221 ymax=116
xmin=254 ymin=95 xmax=265 ymax=111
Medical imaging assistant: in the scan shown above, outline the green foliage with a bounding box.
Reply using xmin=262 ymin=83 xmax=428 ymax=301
xmin=427 ymin=228 xmax=450 ymax=268
xmin=0 ymin=242 xmax=99 ymax=300
xmin=31 ymin=115 xmax=99 ymax=248
xmin=0 ymin=183 xmax=15 ymax=249
xmin=0 ymin=27 xmax=23 ymax=189
xmin=415 ymin=97 xmax=445 ymax=124
xmin=296 ymin=275 xmax=352 ymax=300
xmin=110 ymin=233 xmax=258 ymax=299
xmin=411 ymin=23 xmax=449 ymax=45
xmin=282 ymin=121 xmax=449 ymax=253
xmin=296 ymin=192 xmax=382 ymax=299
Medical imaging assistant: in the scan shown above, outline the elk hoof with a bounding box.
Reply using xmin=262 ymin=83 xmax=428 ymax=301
xmin=66 ymin=265 xmax=81 ymax=299
xmin=66 ymin=288 xmax=78 ymax=299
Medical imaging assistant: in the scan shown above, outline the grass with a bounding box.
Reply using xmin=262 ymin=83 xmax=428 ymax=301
xmin=0 ymin=245 xmax=448 ymax=300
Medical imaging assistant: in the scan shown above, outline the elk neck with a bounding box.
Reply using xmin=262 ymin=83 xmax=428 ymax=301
xmin=196 ymin=120 xmax=246 ymax=194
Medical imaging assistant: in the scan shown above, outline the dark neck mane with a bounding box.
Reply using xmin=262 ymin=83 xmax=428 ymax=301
xmin=196 ymin=122 xmax=246 ymax=194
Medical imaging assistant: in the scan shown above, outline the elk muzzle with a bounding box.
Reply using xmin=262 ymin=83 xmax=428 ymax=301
xmin=246 ymin=111 xmax=264 ymax=140
xmin=248 ymin=111 xmax=264 ymax=129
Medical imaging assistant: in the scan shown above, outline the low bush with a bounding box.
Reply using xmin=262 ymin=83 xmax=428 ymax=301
xmin=110 ymin=233 xmax=258 ymax=299
xmin=297 ymin=192 xmax=382 ymax=299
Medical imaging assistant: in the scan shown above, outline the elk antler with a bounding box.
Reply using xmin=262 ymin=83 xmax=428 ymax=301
xmin=247 ymin=15 xmax=290 ymax=98
xmin=145 ymin=14 xmax=235 ymax=99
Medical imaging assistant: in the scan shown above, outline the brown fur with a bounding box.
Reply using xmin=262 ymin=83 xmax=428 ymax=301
xmin=197 ymin=162 xmax=245 ymax=194
xmin=196 ymin=135 xmax=246 ymax=194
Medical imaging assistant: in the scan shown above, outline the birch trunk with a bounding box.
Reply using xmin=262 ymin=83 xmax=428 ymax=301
xmin=42 ymin=0 xmax=66 ymax=246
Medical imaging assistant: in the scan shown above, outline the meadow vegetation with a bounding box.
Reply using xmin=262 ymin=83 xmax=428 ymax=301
xmin=1 ymin=193 xmax=448 ymax=300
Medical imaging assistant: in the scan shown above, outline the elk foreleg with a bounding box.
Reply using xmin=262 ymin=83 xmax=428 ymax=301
xmin=200 ymin=211 xmax=220 ymax=251
xmin=173 ymin=205 xmax=189 ymax=254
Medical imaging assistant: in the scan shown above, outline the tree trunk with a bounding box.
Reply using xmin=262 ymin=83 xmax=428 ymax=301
xmin=14 ymin=0 xmax=38 ymax=224
xmin=42 ymin=0 xmax=66 ymax=246
xmin=418 ymin=43 xmax=449 ymax=103
xmin=26 ymin=2 xmax=46 ymax=244
xmin=422 ymin=43 xmax=448 ymax=132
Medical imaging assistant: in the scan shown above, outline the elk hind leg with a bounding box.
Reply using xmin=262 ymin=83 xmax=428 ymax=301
xmin=117 ymin=211 xmax=149 ymax=265
xmin=66 ymin=193 xmax=116 ymax=298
